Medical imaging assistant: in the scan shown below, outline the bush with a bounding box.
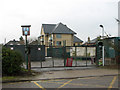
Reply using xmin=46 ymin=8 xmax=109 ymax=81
xmin=2 ymin=47 xmax=24 ymax=76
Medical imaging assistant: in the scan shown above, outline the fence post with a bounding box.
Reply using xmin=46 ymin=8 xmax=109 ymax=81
xmin=86 ymin=46 xmax=87 ymax=67
xmin=102 ymin=46 xmax=105 ymax=66
xmin=75 ymin=46 xmax=77 ymax=66
xmin=96 ymin=44 xmax=99 ymax=67
xmin=52 ymin=46 xmax=54 ymax=67
xmin=64 ymin=46 xmax=66 ymax=67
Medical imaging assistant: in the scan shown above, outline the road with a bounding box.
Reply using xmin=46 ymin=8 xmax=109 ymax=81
xmin=2 ymin=75 xmax=119 ymax=90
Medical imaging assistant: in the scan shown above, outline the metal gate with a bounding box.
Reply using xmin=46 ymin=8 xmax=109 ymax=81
xmin=4 ymin=44 xmax=96 ymax=68
xmin=39 ymin=45 xmax=96 ymax=68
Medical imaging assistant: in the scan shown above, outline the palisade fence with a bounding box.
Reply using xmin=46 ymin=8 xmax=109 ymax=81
xmin=39 ymin=45 xmax=96 ymax=68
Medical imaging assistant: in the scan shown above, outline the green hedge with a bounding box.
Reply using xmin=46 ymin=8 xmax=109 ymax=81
xmin=2 ymin=47 xmax=24 ymax=76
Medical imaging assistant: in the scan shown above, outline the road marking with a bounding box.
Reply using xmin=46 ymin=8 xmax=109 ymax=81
xmin=43 ymin=80 xmax=106 ymax=88
xmin=77 ymin=77 xmax=96 ymax=80
xmin=33 ymin=81 xmax=46 ymax=90
xmin=108 ymin=76 xmax=117 ymax=90
xmin=57 ymin=79 xmax=73 ymax=89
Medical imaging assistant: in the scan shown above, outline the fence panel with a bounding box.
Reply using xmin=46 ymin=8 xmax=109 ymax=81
xmin=39 ymin=46 xmax=96 ymax=68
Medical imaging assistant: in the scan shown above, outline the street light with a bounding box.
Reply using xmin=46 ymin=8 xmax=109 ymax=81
xmin=99 ymin=25 xmax=105 ymax=66
xmin=115 ymin=18 xmax=120 ymax=37
xmin=99 ymin=25 xmax=104 ymax=39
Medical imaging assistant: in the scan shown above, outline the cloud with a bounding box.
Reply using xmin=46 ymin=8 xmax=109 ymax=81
xmin=0 ymin=0 xmax=119 ymax=43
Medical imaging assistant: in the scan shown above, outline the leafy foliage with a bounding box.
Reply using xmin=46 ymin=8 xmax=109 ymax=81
xmin=2 ymin=47 xmax=24 ymax=76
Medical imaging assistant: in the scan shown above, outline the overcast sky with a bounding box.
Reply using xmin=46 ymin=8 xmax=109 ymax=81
xmin=0 ymin=0 xmax=119 ymax=44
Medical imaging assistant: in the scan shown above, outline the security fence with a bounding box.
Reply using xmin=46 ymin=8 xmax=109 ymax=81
xmin=4 ymin=44 xmax=97 ymax=68
xmin=96 ymin=37 xmax=120 ymax=65
xmin=4 ymin=45 xmax=45 ymax=61
xmin=39 ymin=45 xmax=96 ymax=68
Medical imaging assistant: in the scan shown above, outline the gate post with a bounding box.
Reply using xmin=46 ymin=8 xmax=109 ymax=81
xmin=51 ymin=46 xmax=54 ymax=67
xmin=63 ymin=46 xmax=66 ymax=66
xmin=85 ymin=46 xmax=87 ymax=67
xmin=75 ymin=46 xmax=77 ymax=66
xmin=95 ymin=44 xmax=98 ymax=66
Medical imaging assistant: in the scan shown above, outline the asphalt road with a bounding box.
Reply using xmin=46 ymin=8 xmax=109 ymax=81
xmin=2 ymin=75 xmax=119 ymax=90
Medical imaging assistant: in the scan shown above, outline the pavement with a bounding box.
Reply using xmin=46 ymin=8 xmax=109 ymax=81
xmin=2 ymin=66 xmax=119 ymax=83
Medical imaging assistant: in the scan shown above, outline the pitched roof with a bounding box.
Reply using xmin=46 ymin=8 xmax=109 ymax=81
xmin=29 ymin=40 xmax=38 ymax=45
xmin=84 ymin=38 xmax=98 ymax=45
xmin=42 ymin=24 xmax=56 ymax=34
xmin=6 ymin=39 xmax=22 ymax=45
xmin=73 ymin=36 xmax=83 ymax=43
xmin=42 ymin=22 xmax=76 ymax=34
xmin=90 ymin=38 xmax=98 ymax=43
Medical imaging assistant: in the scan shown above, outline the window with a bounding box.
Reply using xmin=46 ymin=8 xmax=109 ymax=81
xmin=56 ymin=34 xmax=61 ymax=38
xmin=63 ymin=40 xmax=66 ymax=46
xmin=56 ymin=41 xmax=61 ymax=46
xmin=49 ymin=42 xmax=52 ymax=46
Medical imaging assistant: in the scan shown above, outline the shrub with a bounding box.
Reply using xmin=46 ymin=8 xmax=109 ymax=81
xmin=2 ymin=47 xmax=24 ymax=76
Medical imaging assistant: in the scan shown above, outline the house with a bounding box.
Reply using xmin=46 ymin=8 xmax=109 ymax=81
xmin=38 ymin=22 xmax=83 ymax=46
xmin=73 ymin=36 xmax=83 ymax=46
xmin=29 ymin=40 xmax=38 ymax=45
xmin=84 ymin=37 xmax=98 ymax=45
xmin=5 ymin=39 xmax=23 ymax=45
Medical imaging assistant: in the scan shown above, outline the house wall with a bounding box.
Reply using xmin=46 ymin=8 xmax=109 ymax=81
xmin=40 ymin=28 xmax=75 ymax=46
xmin=74 ymin=42 xmax=82 ymax=46
xmin=53 ymin=34 xmax=74 ymax=46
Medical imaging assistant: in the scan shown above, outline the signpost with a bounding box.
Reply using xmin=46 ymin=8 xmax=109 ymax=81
xmin=21 ymin=25 xmax=31 ymax=72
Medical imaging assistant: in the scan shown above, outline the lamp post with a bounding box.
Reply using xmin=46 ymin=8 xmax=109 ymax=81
xmin=115 ymin=18 xmax=120 ymax=37
xmin=99 ymin=25 xmax=105 ymax=66
xmin=21 ymin=25 xmax=31 ymax=71
xmin=99 ymin=25 xmax=104 ymax=39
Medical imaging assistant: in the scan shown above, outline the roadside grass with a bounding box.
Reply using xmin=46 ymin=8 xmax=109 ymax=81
xmin=2 ymin=68 xmax=42 ymax=81
xmin=2 ymin=76 xmax=18 ymax=81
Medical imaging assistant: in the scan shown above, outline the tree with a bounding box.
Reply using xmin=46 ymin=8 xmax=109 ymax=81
xmin=19 ymin=36 xmax=24 ymax=41
xmin=19 ymin=36 xmax=24 ymax=45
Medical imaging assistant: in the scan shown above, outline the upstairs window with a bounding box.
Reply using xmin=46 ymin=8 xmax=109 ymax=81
xmin=56 ymin=41 xmax=61 ymax=46
xmin=56 ymin=34 xmax=61 ymax=38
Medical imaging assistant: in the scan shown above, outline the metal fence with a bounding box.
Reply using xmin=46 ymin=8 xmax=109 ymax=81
xmin=4 ymin=45 xmax=45 ymax=61
xmin=4 ymin=44 xmax=97 ymax=68
xmin=39 ymin=45 xmax=96 ymax=68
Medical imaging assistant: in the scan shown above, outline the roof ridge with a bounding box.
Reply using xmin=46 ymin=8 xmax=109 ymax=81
xmin=42 ymin=22 xmax=76 ymax=34
xmin=51 ymin=23 xmax=61 ymax=33
xmin=42 ymin=24 xmax=56 ymax=25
